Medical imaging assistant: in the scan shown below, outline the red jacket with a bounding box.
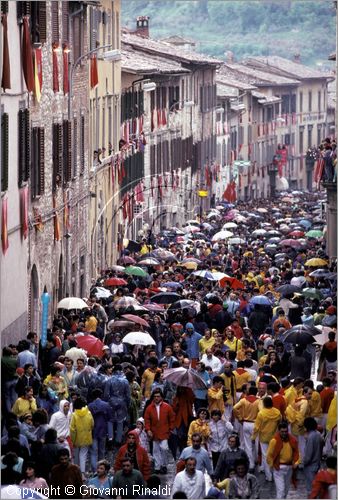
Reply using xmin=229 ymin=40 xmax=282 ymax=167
xmin=272 ymin=393 xmax=287 ymax=418
xmin=114 ymin=431 xmax=151 ymax=481
xmin=310 ymin=469 xmax=337 ymax=499
xmin=144 ymin=401 xmax=175 ymax=441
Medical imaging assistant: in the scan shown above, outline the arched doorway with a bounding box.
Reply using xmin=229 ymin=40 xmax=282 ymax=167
xmin=28 ymin=265 xmax=39 ymax=332
xmin=58 ymin=254 xmax=64 ymax=302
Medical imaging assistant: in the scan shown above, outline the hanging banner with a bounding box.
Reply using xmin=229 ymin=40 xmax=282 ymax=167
xmin=40 ymin=287 xmax=50 ymax=348
xmin=52 ymin=45 xmax=59 ymax=92
xmin=63 ymin=46 xmax=69 ymax=94
xmin=1 ymin=197 xmax=9 ymax=254
xmin=20 ymin=186 xmax=29 ymax=239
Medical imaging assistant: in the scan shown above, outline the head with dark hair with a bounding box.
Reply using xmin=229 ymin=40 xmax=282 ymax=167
xmin=262 ymin=396 xmax=273 ymax=408
xmin=267 ymin=382 xmax=280 ymax=394
xmin=91 ymin=388 xmax=103 ymax=399
xmin=44 ymin=428 xmax=58 ymax=443
xmin=234 ymin=458 xmax=249 ymax=475
xmin=248 ymin=386 xmax=258 ymax=396
xmin=172 ymin=493 xmax=188 ymax=499
xmin=73 ymin=396 xmax=87 ymax=410
xmin=2 ymin=452 xmax=19 ymax=468
xmin=32 ymin=409 xmax=48 ymax=426
xmin=304 ymin=417 xmax=318 ymax=432
xmin=196 ymin=407 xmax=210 ymax=419
xmin=303 ymin=379 xmax=314 ymax=390
xmin=326 ymin=455 xmax=337 ymax=470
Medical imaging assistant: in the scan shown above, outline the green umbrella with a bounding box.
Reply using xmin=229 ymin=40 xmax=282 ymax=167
xmin=305 ymin=230 xmax=323 ymax=239
xmin=124 ymin=266 xmax=148 ymax=277
xmin=302 ymin=287 xmax=323 ymax=300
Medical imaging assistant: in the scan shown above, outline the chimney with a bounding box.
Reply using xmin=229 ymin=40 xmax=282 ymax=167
xmin=293 ymin=53 xmax=301 ymax=63
xmin=135 ymin=16 xmax=150 ymax=38
xmin=225 ymin=51 xmax=234 ymax=64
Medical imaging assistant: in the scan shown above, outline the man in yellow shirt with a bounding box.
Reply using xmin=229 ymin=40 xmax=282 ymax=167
xmin=224 ymin=329 xmax=242 ymax=352
xmin=233 ymin=386 xmax=260 ymax=470
xmin=232 ymin=361 xmax=251 ymax=401
xmin=141 ymin=358 xmax=159 ymax=400
xmin=267 ymin=421 xmax=299 ymax=498
xmin=12 ymin=387 xmax=37 ymax=417
xmin=199 ymin=329 xmax=215 ymax=355
xmin=208 ymin=376 xmax=226 ymax=413
xmin=252 ymin=396 xmax=281 ymax=481
xmin=304 ymin=380 xmax=323 ymax=422
xmin=84 ymin=310 xmax=98 ymax=333
xmin=285 ymin=386 xmax=312 ymax=463
xmin=284 ymin=377 xmax=304 ymax=406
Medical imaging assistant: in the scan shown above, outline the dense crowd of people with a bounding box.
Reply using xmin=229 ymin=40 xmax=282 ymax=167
xmin=1 ymin=190 xmax=337 ymax=499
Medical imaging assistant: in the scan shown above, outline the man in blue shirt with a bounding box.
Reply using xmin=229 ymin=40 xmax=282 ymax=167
xmin=179 ymin=432 xmax=213 ymax=475
xmin=183 ymin=323 xmax=202 ymax=369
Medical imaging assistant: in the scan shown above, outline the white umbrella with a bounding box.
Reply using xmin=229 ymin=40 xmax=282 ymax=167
xmin=111 ymin=265 xmax=126 ymax=273
xmin=235 ymin=215 xmax=247 ymax=223
xmin=192 ymin=270 xmax=217 ymax=280
xmin=212 ymin=230 xmax=234 ymax=241
xmin=183 ymin=225 xmax=200 ymax=233
xmin=252 ymin=229 xmax=267 ymax=236
xmin=211 ymin=272 xmax=229 ymax=280
xmin=207 ymin=212 xmax=221 ymax=219
xmin=57 ymin=297 xmax=89 ymax=310
xmin=223 ymin=222 xmax=238 ymax=229
xmin=228 ymin=237 xmax=246 ymax=245
xmin=122 ymin=332 xmax=156 ymax=346
xmin=256 ymin=208 xmax=268 ymax=213
xmin=92 ymin=287 xmax=112 ymax=299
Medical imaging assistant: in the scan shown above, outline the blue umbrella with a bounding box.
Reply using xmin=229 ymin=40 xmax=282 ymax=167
xmin=299 ymin=219 xmax=312 ymax=229
xmin=162 ymin=282 xmax=183 ymax=289
xmin=192 ymin=270 xmax=217 ymax=280
xmin=249 ymin=295 xmax=272 ymax=306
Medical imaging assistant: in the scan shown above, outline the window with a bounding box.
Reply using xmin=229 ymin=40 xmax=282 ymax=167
xmin=51 ymin=1 xmax=59 ymax=44
xmin=102 ymin=103 xmax=105 ymax=151
xmin=307 ymin=125 xmax=313 ymax=149
xmin=52 ymin=123 xmax=62 ymax=190
xmin=62 ymin=1 xmax=69 ymax=43
xmin=281 ymin=95 xmax=290 ymax=114
xmin=18 ymin=109 xmax=30 ymax=187
xmin=308 ymin=91 xmax=312 ymax=112
xmin=31 ymin=127 xmax=45 ymax=199
xmin=299 ymin=91 xmax=303 ymax=112
xmin=62 ymin=120 xmax=72 ymax=183
xmin=80 ymin=114 xmax=85 ymax=174
xmin=1 ymin=112 xmax=9 ymax=192
xmin=73 ymin=117 xmax=78 ymax=178
xmin=299 ymin=128 xmax=304 ymax=154
xmin=291 ymin=94 xmax=296 ymax=113
xmin=72 ymin=13 xmax=84 ymax=63
xmin=318 ymin=91 xmax=321 ymax=112
xmin=17 ymin=2 xmax=47 ymax=43
xmin=317 ymin=125 xmax=322 ymax=146
xmin=1 ymin=2 xmax=8 ymax=14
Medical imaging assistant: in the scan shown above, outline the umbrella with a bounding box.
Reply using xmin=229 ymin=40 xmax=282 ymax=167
xmin=268 ymin=237 xmax=281 ymax=244
xmin=150 ymin=292 xmax=182 ymax=304
xmin=266 ymin=230 xmax=281 ymax=237
xmin=151 ymin=249 xmax=177 ymax=261
xmin=121 ymin=314 xmax=150 ymax=327
xmin=119 ymin=256 xmax=136 ymax=265
xmin=228 ymin=237 xmax=246 ymax=245
xmin=219 ymin=275 xmax=244 ymax=289
xmin=305 ymin=230 xmax=323 ymax=239
xmin=284 ymin=326 xmax=318 ymax=344
xmin=223 ymin=222 xmax=238 ymax=229
xmin=284 ymin=324 xmax=321 ymax=337
xmin=252 ymin=229 xmax=267 ymax=236
xmin=114 ymin=297 xmax=140 ymax=309
xmin=212 ymin=230 xmax=234 ymax=241
xmin=111 ymin=265 xmax=126 ymax=273
xmin=249 ymin=295 xmax=272 ymax=306
xmin=122 ymin=331 xmax=156 ymax=346
xmin=75 ymin=334 xmax=104 ymax=357
xmin=1 ymin=485 xmax=47 ymax=499
xmin=277 ymin=284 xmax=302 ymax=296
xmin=125 ymin=240 xmax=142 ymax=253
xmin=104 ymin=277 xmax=127 ymax=287
xmin=124 ymin=266 xmax=148 ymax=277
xmin=143 ymin=303 xmax=165 ymax=312
xmin=202 ymin=222 xmax=213 ymax=230
xmin=168 ymin=300 xmax=200 ymax=312
xmin=108 ymin=320 xmax=135 ymax=330
xmin=64 ymin=347 xmax=87 ymax=363
xmin=305 ymin=258 xmax=328 ymax=267
xmin=163 ymin=367 xmax=207 ymax=389
xmin=280 ymin=239 xmax=304 ymax=248
xmin=299 ymin=219 xmax=312 ymax=228
xmin=91 ymin=287 xmax=112 ymax=299
xmin=210 ymin=272 xmax=229 ymax=281
xmin=309 ymin=269 xmax=331 ymax=278
xmin=162 ymin=282 xmax=183 ymax=289
xmin=256 ymin=208 xmax=268 ymax=213
xmin=182 ymin=257 xmax=201 ymax=264
xmin=183 ymin=225 xmax=200 ymax=233
xmin=192 ymin=270 xmax=217 ymax=280
xmin=180 ymin=261 xmax=198 ymax=270
xmin=138 ymin=258 xmax=160 ymax=266
xmin=57 ymin=297 xmax=88 ymax=310
xmin=288 ymin=230 xmax=305 ymax=238
xmin=302 ymin=287 xmax=324 ymax=300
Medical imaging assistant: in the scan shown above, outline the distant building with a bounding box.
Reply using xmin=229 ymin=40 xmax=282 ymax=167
xmin=161 ymin=35 xmax=196 ymax=51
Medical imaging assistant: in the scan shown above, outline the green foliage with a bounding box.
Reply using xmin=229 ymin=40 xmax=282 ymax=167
xmin=121 ymin=0 xmax=336 ymax=67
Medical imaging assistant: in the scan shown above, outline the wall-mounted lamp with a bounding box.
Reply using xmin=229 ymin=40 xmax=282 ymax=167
xmin=143 ymin=82 xmax=157 ymax=92
xmin=99 ymin=49 xmax=121 ymax=62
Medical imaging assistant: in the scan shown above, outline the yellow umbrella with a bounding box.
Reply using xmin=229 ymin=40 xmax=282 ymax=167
xmin=180 ymin=261 xmax=198 ymax=270
xmin=244 ymin=251 xmax=253 ymax=257
xmin=305 ymin=258 xmax=328 ymax=267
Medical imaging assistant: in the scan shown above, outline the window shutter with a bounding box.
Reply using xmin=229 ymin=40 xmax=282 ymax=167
xmin=18 ymin=110 xmax=25 ymax=186
xmin=80 ymin=115 xmax=85 ymax=174
xmin=1 ymin=112 xmax=9 ymax=192
xmin=17 ymin=1 xmax=31 ymax=22
xmin=73 ymin=14 xmax=81 ymax=63
xmin=53 ymin=123 xmax=63 ymax=190
xmin=51 ymin=1 xmax=59 ymax=44
xmin=73 ymin=117 xmax=78 ymax=178
xmin=1 ymin=2 xmax=8 ymax=14
xmin=90 ymin=7 xmax=98 ymax=50
xmin=63 ymin=120 xmax=72 ymax=183
xmin=38 ymin=128 xmax=45 ymax=195
xmin=24 ymin=109 xmax=30 ymax=182
xmin=31 ymin=127 xmax=38 ymax=199
xmin=38 ymin=2 xmax=47 ymax=43
xmin=62 ymin=1 xmax=69 ymax=43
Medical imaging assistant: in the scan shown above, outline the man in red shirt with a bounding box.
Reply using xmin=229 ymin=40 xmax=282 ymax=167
xmin=320 ymin=377 xmax=335 ymax=428
xmin=144 ymin=388 xmax=175 ymax=474
xmin=268 ymin=382 xmax=287 ymax=418
xmin=310 ymin=456 xmax=337 ymax=499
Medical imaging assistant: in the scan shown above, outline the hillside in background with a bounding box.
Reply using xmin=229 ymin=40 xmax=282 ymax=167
xmin=121 ymin=0 xmax=336 ymax=68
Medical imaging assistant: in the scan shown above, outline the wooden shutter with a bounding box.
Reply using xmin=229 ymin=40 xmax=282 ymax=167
xmin=73 ymin=14 xmax=81 ymax=63
xmin=18 ymin=109 xmax=31 ymax=186
xmin=80 ymin=115 xmax=85 ymax=174
xmin=53 ymin=123 xmax=63 ymax=190
xmin=62 ymin=1 xmax=69 ymax=43
xmin=31 ymin=127 xmax=38 ymax=199
xmin=1 ymin=113 xmax=9 ymax=192
xmin=1 ymin=2 xmax=8 ymax=14
xmin=51 ymin=1 xmax=59 ymax=44
xmin=38 ymin=128 xmax=45 ymax=195
xmin=73 ymin=117 xmax=78 ymax=178
xmin=38 ymin=2 xmax=47 ymax=43
xmin=63 ymin=120 xmax=72 ymax=183
xmin=90 ymin=7 xmax=98 ymax=50
xmin=17 ymin=1 xmax=31 ymax=21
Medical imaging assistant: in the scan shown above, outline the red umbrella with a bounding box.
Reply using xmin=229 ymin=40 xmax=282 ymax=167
xmin=219 ymin=275 xmax=244 ymax=290
xmin=104 ymin=277 xmax=127 ymax=287
xmin=75 ymin=334 xmax=103 ymax=357
xmin=288 ymin=230 xmax=305 ymax=237
xmin=121 ymin=314 xmax=150 ymax=328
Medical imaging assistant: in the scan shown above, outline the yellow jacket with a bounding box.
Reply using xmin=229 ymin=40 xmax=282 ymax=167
xmin=285 ymin=397 xmax=310 ymax=436
xmin=199 ymin=337 xmax=215 ymax=354
xmin=309 ymin=391 xmax=322 ymax=418
xmin=326 ymin=394 xmax=337 ymax=432
xmin=266 ymin=437 xmax=300 ymax=468
xmin=12 ymin=397 xmax=37 ymax=417
xmin=187 ymin=419 xmax=211 ymax=445
xmin=208 ymin=387 xmax=225 ymax=413
xmin=284 ymin=385 xmax=302 ymax=406
xmin=233 ymin=397 xmax=260 ymax=422
xmin=252 ymin=407 xmax=281 ymax=443
xmin=70 ymin=406 xmax=94 ymax=447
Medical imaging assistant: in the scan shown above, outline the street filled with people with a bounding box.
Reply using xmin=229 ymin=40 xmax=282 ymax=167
xmin=1 ymin=190 xmax=337 ymax=499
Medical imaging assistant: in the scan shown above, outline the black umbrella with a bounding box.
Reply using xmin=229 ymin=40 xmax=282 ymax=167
xmin=283 ymin=324 xmax=321 ymax=344
xmin=277 ymin=284 xmax=302 ymax=296
xmin=168 ymin=299 xmax=200 ymax=311
xmin=126 ymin=240 xmax=142 ymax=253
xmin=150 ymin=292 xmax=182 ymax=304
